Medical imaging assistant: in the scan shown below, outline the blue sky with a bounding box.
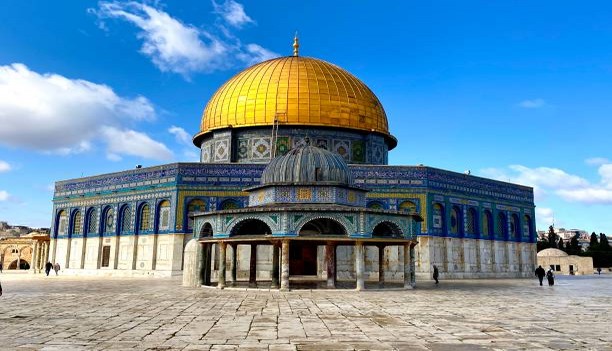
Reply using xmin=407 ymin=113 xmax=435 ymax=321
xmin=1 ymin=1 xmax=612 ymax=234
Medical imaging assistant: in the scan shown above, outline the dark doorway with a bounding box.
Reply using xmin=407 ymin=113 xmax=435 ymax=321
xmin=101 ymin=246 xmax=111 ymax=267
xmin=8 ymin=260 xmax=30 ymax=270
xmin=290 ymin=242 xmax=317 ymax=275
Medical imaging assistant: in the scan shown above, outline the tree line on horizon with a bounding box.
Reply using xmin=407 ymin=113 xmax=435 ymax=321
xmin=537 ymin=225 xmax=612 ymax=268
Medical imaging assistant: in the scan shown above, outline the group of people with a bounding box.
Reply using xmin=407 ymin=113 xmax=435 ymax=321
xmin=45 ymin=262 xmax=61 ymax=276
xmin=534 ymin=265 xmax=555 ymax=286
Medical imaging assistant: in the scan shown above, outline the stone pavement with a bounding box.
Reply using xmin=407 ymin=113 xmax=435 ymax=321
xmin=0 ymin=273 xmax=611 ymax=350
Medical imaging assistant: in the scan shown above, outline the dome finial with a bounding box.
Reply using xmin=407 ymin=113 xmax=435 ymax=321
xmin=293 ymin=32 xmax=299 ymax=56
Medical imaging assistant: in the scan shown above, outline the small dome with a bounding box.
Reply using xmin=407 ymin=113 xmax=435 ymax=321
xmin=537 ymin=248 xmax=569 ymax=257
xmin=261 ymin=144 xmax=352 ymax=185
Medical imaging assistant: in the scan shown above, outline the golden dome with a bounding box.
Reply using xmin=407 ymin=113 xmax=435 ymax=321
xmin=194 ymin=56 xmax=395 ymax=148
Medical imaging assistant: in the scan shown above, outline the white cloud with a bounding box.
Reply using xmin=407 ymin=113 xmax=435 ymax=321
xmin=101 ymin=126 xmax=173 ymax=161
xmin=96 ymin=1 xmax=229 ymax=77
xmin=93 ymin=1 xmax=278 ymax=77
xmin=518 ymin=98 xmax=546 ymax=108
xmin=0 ymin=63 xmax=164 ymax=159
xmin=535 ymin=207 xmax=554 ymax=228
xmin=585 ymin=157 xmax=610 ymax=166
xmin=168 ymin=125 xmax=192 ymax=146
xmin=556 ymin=188 xmax=612 ymax=204
xmin=0 ymin=160 xmax=11 ymax=173
xmin=0 ymin=190 xmax=9 ymax=201
xmin=482 ymin=162 xmax=612 ymax=205
xmin=239 ymin=44 xmax=279 ymax=65
xmin=213 ymin=0 xmax=254 ymax=28
xmin=480 ymin=164 xmax=588 ymax=201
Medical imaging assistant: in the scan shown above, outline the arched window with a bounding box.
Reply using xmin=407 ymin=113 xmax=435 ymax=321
xmin=86 ymin=208 xmax=97 ymax=235
xmin=102 ymin=207 xmax=115 ymax=234
xmin=399 ymin=200 xmax=417 ymax=213
xmin=467 ymin=208 xmax=477 ymax=235
xmin=120 ymin=205 xmax=132 ymax=234
xmin=367 ymin=201 xmax=384 ymax=210
xmin=220 ymin=199 xmax=240 ymax=210
xmin=482 ymin=210 xmax=493 ymax=238
xmin=187 ymin=199 xmax=206 ymax=230
xmin=157 ymin=200 xmax=171 ymax=232
xmin=510 ymin=213 xmax=520 ymax=241
xmin=139 ymin=203 xmax=151 ymax=232
xmin=496 ymin=212 xmax=508 ymax=240
xmin=432 ymin=203 xmax=445 ymax=232
xmin=56 ymin=210 xmax=68 ymax=237
xmin=523 ymin=215 xmax=532 ymax=240
xmin=450 ymin=206 xmax=462 ymax=235
xmin=70 ymin=210 xmax=82 ymax=236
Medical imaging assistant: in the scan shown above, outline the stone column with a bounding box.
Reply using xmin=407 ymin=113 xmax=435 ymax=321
xmin=31 ymin=241 xmax=39 ymax=274
xmin=230 ymin=243 xmax=238 ymax=286
xmin=355 ymin=242 xmax=365 ymax=291
xmin=410 ymin=243 xmax=416 ymax=287
xmin=249 ymin=244 xmax=257 ymax=288
xmin=378 ymin=245 xmax=385 ymax=288
xmin=218 ymin=242 xmax=227 ymax=289
xmin=271 ymin=243 xmax=280 ymax=288
xmin=404 ymin=243 xmax=413 ymax=289
xmin=280 ymin=240 xmax=290 ymax=291
xmin=325 ymin=242 xmax=336 ymax=288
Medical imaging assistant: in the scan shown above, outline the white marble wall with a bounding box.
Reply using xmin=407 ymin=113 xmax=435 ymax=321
xmin=51 ymin=233 xmax=187 ymax=277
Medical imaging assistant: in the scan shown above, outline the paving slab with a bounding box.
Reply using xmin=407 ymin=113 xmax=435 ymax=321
xmin=0 ymin=273 xmax=610 ymax=350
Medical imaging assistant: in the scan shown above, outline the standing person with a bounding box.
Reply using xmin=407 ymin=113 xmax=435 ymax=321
xmin=597 ymin=267 xmax=602 ymax=275
xmin=433 ymin=265 xmax=439 ymax=284
xmin=0 ymin=261 xmax=3 ymax=273
xmin=0 ymin=280 xmax=2 ymax=297
xmin=53 ymin=263 xmax=60 ymax=276
xmin=45 ymin=261 xmax=53 ymax=276
xmin=535 ymin=265 xmax=546 ymax=286
xmin=546 ymin=268 xmax=555 ymax=286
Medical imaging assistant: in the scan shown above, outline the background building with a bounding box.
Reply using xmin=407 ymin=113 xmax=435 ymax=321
xmin=49 ymin=48 xmax=536 ymax=280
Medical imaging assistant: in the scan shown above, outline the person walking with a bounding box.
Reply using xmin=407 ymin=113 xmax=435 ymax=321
xmin=546 ymin=268 xmax=555 ymax=286
xmin=535 ymin=265 xmax=546 ymax=286
xmin=45 ymin=261 xmax=53 ymax=276
xmin=53 ymin=262 xmax=60 ymax=276
xmin=433 ymin=265 xmax=439 ymax=284
xmin=597 ymin=267 xmax=602 ymax=275
xmin=0 ymin=261 xmax=3 ymax=273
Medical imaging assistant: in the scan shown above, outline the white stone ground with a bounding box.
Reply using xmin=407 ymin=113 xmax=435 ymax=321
xmin=0 ymin=272 xmax=610 ymax=350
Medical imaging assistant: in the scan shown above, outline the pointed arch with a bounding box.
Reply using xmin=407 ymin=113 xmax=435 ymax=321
xmin=138 ymin=202 xmax=151 ymax=233
xmin=119 ymin=204 xmax=132 ymax=234
xmin=372 ymin=221 xmax=403 ymax=238
xmin=101 ymin=206 xmax=115 ymax=235
xmin=55 ymin=210 xmax=68 ymax=238
xmin=230 ymin=218 xmax=272 ymax=236
xmin=496 ymin=212 xmax=508 ymax=240
xmin=70 ymin=209 xmax=83 ymax=237
xmin=432 ymin=203 xmax=445 ymax=234
xmin=450 ymin=205 xmax=463 ymax=237
xmin=467 ymin=207 xmax=478 ymax=236
xmin=220 ymin=199 xmax=240 ymax=210
xmin=186 ymin=198 xmax=206 ymax=230
xmin=156 ymin=200 xmax=172 ymax=233
xmin=85 ymin=207 xmax=97 ymax=236
xmin=298 ymin=218 xmax=348 ymax=236
xmin=482 ymin=209 xmax=493 ymax=238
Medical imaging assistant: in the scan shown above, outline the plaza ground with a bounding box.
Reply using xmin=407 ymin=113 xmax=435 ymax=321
xmin=0 ymin=273 xmax=610 ymax=350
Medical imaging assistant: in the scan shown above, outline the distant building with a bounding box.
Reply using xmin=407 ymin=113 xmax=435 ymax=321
xmin=537 ymin=248 xmax=593 ymax=275
xmin=0 ymin=232 xmax=50 ymax=271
